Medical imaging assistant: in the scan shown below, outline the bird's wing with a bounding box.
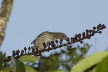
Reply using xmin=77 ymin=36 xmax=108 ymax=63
xmin=35 ymin=34 xmax=56 ymax=46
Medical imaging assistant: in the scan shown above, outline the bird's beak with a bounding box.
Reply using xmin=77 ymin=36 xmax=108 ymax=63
xmin=65 ymin=37 xmax=69 ymax=40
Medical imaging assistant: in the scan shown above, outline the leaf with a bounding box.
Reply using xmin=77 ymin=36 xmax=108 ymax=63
xmin=25 ymin=66 xmax=37 ymax=72
xmin=79 ymin=48 xmax=87 ymax=55
xmin=47 ymin=70 xmax=65 ymax=72
xmin=0 ymin=52 xmax=5 ymax=70
xmin=11 ymin=56 xmax=26 ymax=72
xmin=96 ymin=55 xmax=108 ymax=72
xmin=19 ymin=55 xmax=39 ymax=63
xmin=16 ymin=60 xmax=25 ymax=72
xmin=71 ymin=51 xmax=108 ymax=72
xmin=70 ymin=48 xmax=77 ymax=54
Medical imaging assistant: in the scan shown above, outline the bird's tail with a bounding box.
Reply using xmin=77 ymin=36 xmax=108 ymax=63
xmin=31 ymin=39 xmax=36 ymax=44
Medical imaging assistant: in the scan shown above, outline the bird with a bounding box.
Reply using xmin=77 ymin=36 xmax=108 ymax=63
xmin=31 ymin=31 xmax=68 ymax=59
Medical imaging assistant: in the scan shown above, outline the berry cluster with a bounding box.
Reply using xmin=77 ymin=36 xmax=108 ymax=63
xmin=4 ymin=24 xmax=106 ymax=62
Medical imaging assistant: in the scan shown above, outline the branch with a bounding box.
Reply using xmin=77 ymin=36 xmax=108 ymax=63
xmin=4 ymin=24 xmax=106 ymax=62
xmin=0 ymin=0 xmax=14 ymax=46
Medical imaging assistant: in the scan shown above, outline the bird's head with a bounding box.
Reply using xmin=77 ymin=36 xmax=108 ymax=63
xmin=60 ymin=33 xmax=68 ymax=39
xmin=54 ymin=32 xmax=68 ymax=40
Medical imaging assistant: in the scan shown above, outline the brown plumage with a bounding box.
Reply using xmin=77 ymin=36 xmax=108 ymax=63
xmin=31 ymin=31 xmax=67 ymax=59
xmin=31 ymin=31 xmax=68 ymax=51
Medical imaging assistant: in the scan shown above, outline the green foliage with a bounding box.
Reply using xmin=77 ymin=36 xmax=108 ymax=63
xmin=38 ymin=53 xmax=60 ymax=72
xmin=0 ymin=52 xmax=14 ymax=72
xmin=25 ymin=66 xmax=38 ymax=72
xmin=19 ymin=55 xmax=39 ymax=63
xmin=0 ymin=52 xmax=5 ymax=70
xmin=61 ymin=43 xmax=91 ymax=71
xmin=0 ymin=43 xmax=91 ymax=72
xmin=36 ymin=43 xmax=91 ymax=72
xmin=91 ymin=55 xmax=108 ymax=72
xmin=47 ymin=70 xmax=65 ymax=72
xmin=11 ymin=56 xmax=26 ymax=72
xmin=0 ymin=54 xmax=38 ymax=72
xmin=71 ymin=51 xmax=108 ymax=72
xmin=96 ymin=55 xmax=108 ymax=72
